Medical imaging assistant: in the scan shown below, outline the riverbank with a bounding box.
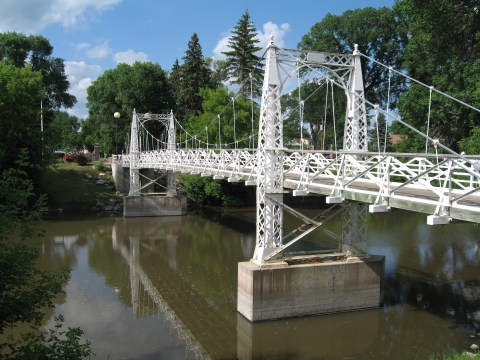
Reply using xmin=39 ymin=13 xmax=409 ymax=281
xmin=37 ymin=160 xmax=123 ymax=216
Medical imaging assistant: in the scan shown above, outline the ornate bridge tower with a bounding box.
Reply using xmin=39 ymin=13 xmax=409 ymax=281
xmin=238 ymin=38 xmax=383 ymax=322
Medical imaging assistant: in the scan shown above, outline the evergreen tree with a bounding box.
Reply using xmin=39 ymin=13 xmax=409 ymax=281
xmin=223 ymin=11 xmax=263 ymax=98
xmin=178 ymin=33 xmax=212 ymax=121
xmin=169 ymin=59 xmax=183 ymax=114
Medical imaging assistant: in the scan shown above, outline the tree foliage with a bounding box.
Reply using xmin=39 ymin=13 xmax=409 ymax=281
xmin=47 ymin=111 xmax=82 ymax=152
xmin=83 ymin=61 xmax=173 ymax=154
xmin=185 ymin=87 xmax=257 ymax=148
xmin=0 ymin=32 xmax=75 ymax=111
xmin=0 ymin=153 xmax=92 ymax=359
xmin=223 ymin=11 xmax=263 ymax=97
xmin=0 ymin=63 xmax=44 ymax=169
xmin=176 ymin=33 xmax=213 ymax=122
xmin=298 ymin=7 xmax=408 ymax=108
xmin=394 ymin=0 xmax=480 ymax=152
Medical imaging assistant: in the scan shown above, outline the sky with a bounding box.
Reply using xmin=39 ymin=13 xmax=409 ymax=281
xmin=0 ymin=0 xmax=395 ymax=119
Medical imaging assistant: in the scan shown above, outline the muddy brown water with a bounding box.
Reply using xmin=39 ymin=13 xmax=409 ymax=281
xmin=36 ymin=208 xmax=480 ymax=359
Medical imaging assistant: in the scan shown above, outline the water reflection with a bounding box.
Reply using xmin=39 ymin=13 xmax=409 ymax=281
xmin=37 ymin=209 xmax=480 ymax=359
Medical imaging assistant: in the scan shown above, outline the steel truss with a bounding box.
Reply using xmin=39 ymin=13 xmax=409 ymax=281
xmin=128 ymin=110 xmax=176 ymax=196
xmin=121 ymin=42 xmax=480 ymax=263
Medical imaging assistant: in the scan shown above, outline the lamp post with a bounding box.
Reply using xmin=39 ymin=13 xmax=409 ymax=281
xmin=114 ymin=112 xmax=120 ymax=155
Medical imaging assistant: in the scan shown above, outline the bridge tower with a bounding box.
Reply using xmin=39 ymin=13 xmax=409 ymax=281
xmin=253 ymin=36 xmax=284 ymax=263
xmin=340 ymin=44 xmax=368 ymax=254
xmin=238 ymin=39 xmax=383 ymax=322
xmin=123 ymin=110 xmax=186 ymax=216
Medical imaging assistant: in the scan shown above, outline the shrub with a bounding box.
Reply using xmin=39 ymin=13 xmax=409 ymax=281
xmin=75 ymin=154 xmax=88 ymax=166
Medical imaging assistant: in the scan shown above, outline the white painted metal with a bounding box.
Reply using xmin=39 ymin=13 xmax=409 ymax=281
xmin=343 ymin=44 xmax=368 ymax=152
xmin=253 ymin=36 xmax=285 ymax=263
xmin=341 ymin=44 xmax=368 ymax=254
xmin=128 ymin=110 xmax=141 ymax=196
xmin=167 ymin=111 xmax=177 ymax=196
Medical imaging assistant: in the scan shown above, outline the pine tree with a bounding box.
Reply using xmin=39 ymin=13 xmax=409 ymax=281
xmin=223 ymin=11 xmax=263 ymax=98
xmin=178 ymin=33 xmax=212 ymax=121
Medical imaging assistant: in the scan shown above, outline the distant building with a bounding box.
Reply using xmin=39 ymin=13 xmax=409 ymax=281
xmin=390 ymin=134 xmax=406 ymax=145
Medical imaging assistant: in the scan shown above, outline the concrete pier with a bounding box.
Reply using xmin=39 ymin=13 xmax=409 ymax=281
xmin=123 ymin=195 xmax=187 ymax=217
xmin=237 ymin=255 xmax=384 ymax=322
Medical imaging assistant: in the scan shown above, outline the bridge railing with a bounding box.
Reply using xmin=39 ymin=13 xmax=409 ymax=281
xmin=119 ymin=148 xmax=480 ymax=220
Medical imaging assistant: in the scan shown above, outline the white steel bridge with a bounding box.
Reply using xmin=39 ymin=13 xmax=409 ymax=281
xmin=119 ymin=36 xmax=480 ymax=264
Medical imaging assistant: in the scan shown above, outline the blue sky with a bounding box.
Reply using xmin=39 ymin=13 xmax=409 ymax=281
xmin=0 ymin=0 xmax=395 ymax=119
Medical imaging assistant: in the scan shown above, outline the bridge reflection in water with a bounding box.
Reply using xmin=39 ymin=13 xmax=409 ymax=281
xmin=37 ymin=209 xmax=480 ymax=359
xmin=111 ymin=215 xmax=380 ymax=359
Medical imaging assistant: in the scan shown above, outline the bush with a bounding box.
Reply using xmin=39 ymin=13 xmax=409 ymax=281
xmin=74 ymin=154 xmax=88 ymax=166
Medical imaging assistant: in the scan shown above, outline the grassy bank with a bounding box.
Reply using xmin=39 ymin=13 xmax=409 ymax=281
xmin=37 ymin=160 xmax=121 ymax=214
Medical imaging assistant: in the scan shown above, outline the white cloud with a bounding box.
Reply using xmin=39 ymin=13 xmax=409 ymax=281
xmin=0 ymin=0 xmax=122 ymax=33
xmin=213 ymin=21 xmax=290 ymax=59
xmin=75 ymin=39 xmax=112 ymax=59
xmin=113 ymin=49 xmax=149 ymax=65
xmin=257 ymin=22 xmax=290 ymax=48
xmin=65 ymin=61 xmax=102 ymax=119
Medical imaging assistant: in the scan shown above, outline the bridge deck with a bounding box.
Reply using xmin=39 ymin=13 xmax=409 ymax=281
xmin=119 ymin=150 xmax=480 ymax=224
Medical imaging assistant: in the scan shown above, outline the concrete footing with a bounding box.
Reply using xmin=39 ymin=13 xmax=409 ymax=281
xmin=237 ymin=255 xmax=384 ymax=322
xmin=123 ymin=195 xmax=187 ymax=217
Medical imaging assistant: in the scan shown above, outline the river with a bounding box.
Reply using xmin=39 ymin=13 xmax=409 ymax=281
xmin=36 ymin=207 xmax=480 ymax=359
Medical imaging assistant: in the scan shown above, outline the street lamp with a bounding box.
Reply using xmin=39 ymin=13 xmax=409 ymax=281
xmin=114 ymin=112 xmax=120 ymax=155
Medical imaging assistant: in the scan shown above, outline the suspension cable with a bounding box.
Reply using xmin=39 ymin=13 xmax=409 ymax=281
xmin=232 ymin=97 xmax=237 ymax=150
xmin=425 ymin=86 xmax=433 ymax=154
xmin=359 ymin=52 xmax=480 ymax=114
xmin=384 ymin=67 xmax=392 ymax=153
xmin=296 ymin=60 xmax=305 ymax=152
xmin=250 ymin=72 xmax=255 ymax=149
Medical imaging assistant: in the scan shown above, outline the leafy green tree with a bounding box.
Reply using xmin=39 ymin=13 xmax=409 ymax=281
xmin=0 ymin=32 xmax=76 ymax=112
xmin=84 ymin=61 xmax=173 ymax=154
xmin=185 ymin=87 xmax=257 ymax=147
xmin=368 ymin=113 xmax=392 ymax=152
xmin=281 ymin=81 xmax=345 ymax=150
xmin=47 ymin=111 xmax=82 ymax=152
xmin=298 ymin=7 xmax=408 ymax=109
xmin=0 ymin=63 xmax=43 ymax=169
xmin=179 ymin=87 xmax=257 ymax=206
xmin=394 ymin=0 xmax=480 ymax=152
xmin=0 ymin=152 xmax=92 ymax=359
xmin=222 ymin=11 xmax=263 ymax=97
xmin=459 ymin=127 xmax=480 ymax=155
xmin=294 ymin=6 xmax=407 ymax=150
xmin=177 ymin=33 xmax=213 ymax=122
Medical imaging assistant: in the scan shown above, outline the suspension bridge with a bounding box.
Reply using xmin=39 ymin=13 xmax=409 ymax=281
xmin=114 ymin=36 xmax=480 ymax=321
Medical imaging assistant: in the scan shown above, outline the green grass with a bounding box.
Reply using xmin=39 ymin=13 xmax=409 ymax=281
xmin=38 ymin=161 xmax=119 ymax=213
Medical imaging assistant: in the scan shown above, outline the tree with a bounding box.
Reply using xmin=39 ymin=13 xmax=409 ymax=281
xmin=394 ymin=0 xmax=480 ymax=152
xmin=0 ymin=32 xmax=76 ymax=168
xmin=185 ymin=87 xmax=257 ymax=147
xmin=177 ymin=33 xmax=213 ymax=122
xmin=47 ymin=111 xmax=82 ymax=152
xmin=368 ymin=113 xmax=392 ymax=152
xmin=295 ymin=7 xmax=408 ymax=150
xmin=179 ymin=87 xmax=257 ymax=206
xmin=223 ymin=11 xmax=263 ymax=97
xmin=0 ymin=32 xmax=76 ymax=111
xmin=84 ymin=61 xmax=173 ymax=155
xmin=281 ymin=80 xmax=346 ymax=150
xmin=0 ymin=152 xmax=92 ymax=359
xmin=0 ymin=63 xmax=43 ymax=170
xmin=298 ymin=7 xmax=408 ymax=109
